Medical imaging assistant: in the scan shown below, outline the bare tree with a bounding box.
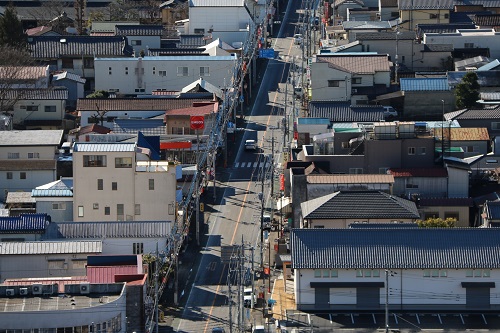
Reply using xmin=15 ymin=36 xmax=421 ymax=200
xmin=25 ymin=1 xmax=74 ymax=29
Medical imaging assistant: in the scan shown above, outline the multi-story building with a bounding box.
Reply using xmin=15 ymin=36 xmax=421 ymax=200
xmin=72 ymin=142 xmax=180 ymax=222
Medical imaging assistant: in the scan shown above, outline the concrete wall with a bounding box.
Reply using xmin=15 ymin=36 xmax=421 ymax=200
xmin=392 ymin=177 xmax=448 ymax=198
xmin=310 ymin=64 xmax=351 ymax=101
xmin=403 ymin=91 xmax=455 ymax=120
xmin=36 ymin=198 xmax=73 ymax=222
xmin=306 ymin=218 xmax=416 ymax=228
xmin=400 ymin=9 xmax=449 ymax=31
xmin=447 ymin=167 xmax=469 ymax=198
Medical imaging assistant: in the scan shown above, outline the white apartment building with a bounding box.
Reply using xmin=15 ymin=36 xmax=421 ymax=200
xmin=424 ymin=29 xmax=500 ymax=59
xmin=72 ymin=142 xmax=180 ymax=222
xmin=94 ymin=54 xmax=238 ymax=95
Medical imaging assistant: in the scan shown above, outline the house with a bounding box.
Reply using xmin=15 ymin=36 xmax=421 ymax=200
xmin=93 ymin=54 xmax=237 ymax=95
xmin=418 ymin=197 xmax=474 ymax=227
xmin=72 ymin=142 xmax=180 ymax=222
xmin=43 ymin=221 xmax=172 ymax=255
xmin=480 ymin=200 xmax=500 ymax=227
xmin=433 ymin=127 xmax=490 ymax=158
xmin=187 ymin=0 xmax=255 ymax=45
xmin=77 ymin=96 xmax=214 ymax=128
xmin=5 ymin=192 xmax=36 ymax=216
xmin=399 ymin=78 xmax=454 ymax=119
xmin=342 ymin=21 xmax=392 ymax=43
xmin=388 ymin=168 xmax=450 ymax=198
xmin=310 ymin=54 xmax=392 ymax=103
xmin=31 ymin=178 xmax=73 ymax=222
xmin=8 ymin=87 xmax=69 ymax=129
xmin=300 ymin=190 xmax=420 ymax=228
xmin=398 ymin=0 xmax=452 ymax=32
xmin=354 ymin=31 xmax=453 ymax=72
xmin=52 ymin=71 xmax=86 ymax=109
xmin=333 ymin=0 xmax=364 ymax=22
xmin=0 ymin=130 xmax=63 ymax=202
xmin=0 ymin=65 xmax=51 ymax=89
xmin=27 ymin=35 xmax=134 ymax=89
xmin=445 ymin=105 xmax=500 ymax=138
xmin=424 ymin=29 xmax=500 ymax=59
xmin=378 ymin=0 xmax=399 ymax=21
xmin=308 ymin=102 xmax=386 ymax=122
xmin=68 ymin=124 xmax=112 ymax=142
xmin=115 ymin=24 xmax=163 ymax=56
xmin=291 ymin=228 xmax=500 ymax=311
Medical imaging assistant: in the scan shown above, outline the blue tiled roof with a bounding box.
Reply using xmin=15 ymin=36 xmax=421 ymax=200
xmin=400 ymin=78 xmax=449 ymax=91
xmin=113 ymin=118 xmax=165 ymax=135
xmin=28 ymin=36 xmax=133 ymax=58
xmin=0 ymin=214 xmax=50 ymax=233
xmin=308 ymin=102 xmax=385 ymax=122
xmin=291 ymin=228 xmax=500 ymax=269
xmin=485 ymin=201 xmax=500 ymax=220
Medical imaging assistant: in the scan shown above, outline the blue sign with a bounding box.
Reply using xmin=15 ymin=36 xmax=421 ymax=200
xmin=239 ymin=94 xmax=244 ymax=102
xmin=259 ymin=48 xmax=275 ymax=59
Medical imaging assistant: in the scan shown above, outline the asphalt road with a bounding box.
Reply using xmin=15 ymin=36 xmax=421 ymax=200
xmin=168 ymin=1 xmax=305 ymax=332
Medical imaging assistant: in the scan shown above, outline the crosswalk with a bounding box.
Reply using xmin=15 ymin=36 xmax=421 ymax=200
xmin=233 ymin=161 xmax=268 ymax=168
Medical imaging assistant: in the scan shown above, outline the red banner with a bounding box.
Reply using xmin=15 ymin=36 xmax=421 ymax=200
xmin=280 ymin=174 xmax=285 ymax=191
xmin=190 ymin=116 xmax=205 ymax=130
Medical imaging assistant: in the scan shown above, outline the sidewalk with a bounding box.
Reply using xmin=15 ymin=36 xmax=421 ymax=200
xmin=270 ymin=275 xmax=295 ymax=321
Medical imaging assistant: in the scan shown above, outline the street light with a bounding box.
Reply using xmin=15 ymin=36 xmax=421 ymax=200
xmin=385 ymin=269 xmax=397 ymax=333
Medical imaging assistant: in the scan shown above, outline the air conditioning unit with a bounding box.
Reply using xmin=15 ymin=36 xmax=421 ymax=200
xmin=80 ymin=283 xmax=90 ymax=294
xmin=32 ymin=283 xmax=43 ymax=295
xmin=20 ymin=288 xmax=29 ymax=296
xmin=6 ymin=289 xmax=15 ymax=297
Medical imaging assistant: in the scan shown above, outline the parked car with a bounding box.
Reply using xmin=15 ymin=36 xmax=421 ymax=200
xmin=212 ymin=328 xmax=225 ymax=333
xmin=293 ymin=34 xmax=303 ymax=45
xmin=262 ymin=215 xmax=272 ymax=230
xmin=252 ymin=325 xmax=265 ymax=333
xmin=243 ymin=287 xmax=256 ymax=308
xmin=294 ymin=86 xmax=303 ymax=99
xmin=383 ymin=106 xmax=398 ymax=118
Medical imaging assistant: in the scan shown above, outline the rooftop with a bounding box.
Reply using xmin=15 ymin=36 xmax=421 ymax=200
xmin=0 ymin=130 xmax=63 ymax=146
xmin=73 ymin=142 xmax=136 ymax=152
xmin=316 ymin=54 xmax=391 ymax=74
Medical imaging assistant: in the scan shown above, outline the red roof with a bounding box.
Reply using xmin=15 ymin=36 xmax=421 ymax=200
xmin=165 ymin=102 xmax=219 ymax=116
xmin=78 ymin=124 xmax=112 ymax=135
xmin=388 ymin=168 xmax=448 ymax=177
xmin=87 ymin=265 xmax=142 ymax=283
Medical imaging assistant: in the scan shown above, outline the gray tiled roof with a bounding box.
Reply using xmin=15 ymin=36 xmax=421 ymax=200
xmin=291 ymin=228 xmax=500 ymax=269
xmin=77 ymin=97 xmax=211 ymax=111
xmin=355 ymin=31 xmax=416 ymax=40
xmin=399 ymin=0 xmax=454 ymax=9
xmin=3 ymin=88 xmax=68 ymax=100
xmin=0 ymin=130 xmax=63 ymax=146
xmin=44 ymin=221 xmax=172 ymax=239
xmin=28 ymin=36 xmax=133 ymax=59
xmin=423 ymin=44 xmax=454 ymax=52
xmin=309 ymin=102 xmax=385 ymax=122
xmin=474 ymin=14 xmax=500 ymax=26
xmin=301 ymin=191 xmax=420 ymax=219
xmin=115 ymin=25 xmax=164 ymax=36
xmin=448 ymin=105 xmax=500 ymax=120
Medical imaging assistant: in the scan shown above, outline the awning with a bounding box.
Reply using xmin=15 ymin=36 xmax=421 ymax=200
xmin=160 ymin=141 xmax=192 ymax=149
xmin=277 ymin=196 xmax=291 ymax=210
xmin=461 ymin=282 xmax=495 ymax=288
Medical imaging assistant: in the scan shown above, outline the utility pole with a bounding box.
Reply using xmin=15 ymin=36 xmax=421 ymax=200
xmin=155 ymin=242 xmax=159 ymax=333
xmin=271 ymin=136 xmax=275 ymax=199
xmin=196 ymin=128 xmax=200 ymax=246
xmin=385 ymin=269 xmax=389 ymax=333
xmin=228 ymin=264 xmax=233 ymax=333
xmin=213 ymin=150 xmax=216 ymax=201
xmin=240 ymin=237 xmax=245 ymax=331
xmin=251 ymin=246 xmax=255 ymax=309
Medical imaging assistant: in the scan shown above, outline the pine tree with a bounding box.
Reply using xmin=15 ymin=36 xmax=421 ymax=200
xmin=0 ymin=6 xmax=27 ymax=48
xmin=455 ymin=72 xmax=480 ymax=109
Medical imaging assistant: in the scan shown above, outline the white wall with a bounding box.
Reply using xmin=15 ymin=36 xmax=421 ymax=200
xmin=129 ymin=36 xmax=161 ymax=56
xmin=447 ymin=167 xmax=469 ymax=198
xmin=12 ymin=99 xmax=66 ymax=125
xmin=100 ymin=237 xmax=171 ymax=255
xmin=424 ymin=29 xmax=500 ymax=59
xmin=310 ymin=64 xmax=351 ymax=101
xmin=189 ymin=6 xmax=251 ymax=34
xmin=0 ymin=145 xmax=55 ymax=160
xmin=94 ymin=55 xmax=237 ymax=95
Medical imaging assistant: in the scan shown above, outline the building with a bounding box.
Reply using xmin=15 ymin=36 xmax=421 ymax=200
xmin=72 ymin=142 xmax=180 ymax=222
xmin=291 ymin=228 xmax=500 ymax=311
xmin=31 ymin=178 xmax=74 ymax=222
xmin=93 ymin=54 xmax=237 ymax=95
xmin=424 ymin=29 xmax=500 ymax=59
xmin=0 ymin=130 xmax=63 ymax=202
xmin=52 ymin=71 xmax=86 ymax=109
xmin=300 ymin=190 xmax=420 ymax=228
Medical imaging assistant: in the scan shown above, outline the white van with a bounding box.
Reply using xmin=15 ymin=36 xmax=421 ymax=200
xmin=245 ymin=139 xmax=256 ymax=151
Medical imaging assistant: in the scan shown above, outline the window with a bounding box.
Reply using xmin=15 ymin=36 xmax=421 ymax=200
xmin=83 ymin=155 xmax=106 ymax=167
xmin=357 ymin=269 xmax=379 ymax=277
xmin=492 ymin=122 xmax=500 ymax=130
xmin=62 ymin=58 xmax=73 ymax=68
xmin=177 ymin=66 xmax=189 ymax=76
xmin=200 ymin=66 xmax=210 ymax=76
xmin=423 ymin=269 xmax=447 ymax=278
xmin=135 ymin=204 xmax=141 ymax=215
xmin=406 ymin=183 xmax=418 ymax=189
xmin=315 ymin=269 xmax=337 ymax=278
xmin=444 ymin=212 xmax=459 ymax=220
xmin=424 ymin=212 xmax=439 ymax=219
xmin=97 ymin=179 xmax=103 ymax=190
xmin=72 ymin=259 xmax=87 ymax=269
xmin=152 ymin=66 xmax=156 ymax=75
xmin=149 ymin=179 xmax=155 ymax=190
xmin=125 ymin=67 xmax=129 ymax=75
xmin=78 ymin=206 xmax=84 ymax=217
xmin=314 ymin=270 xmax=321 ymax=278
xmin=327 ymin=80 xmax=340 ymax=87
xmin=349 ymin=168 xmax=363 ymax=174
xmin=408 ymin=147 xmax=416 ymax=155
xmin=117 ymin=204 xmax=124 ymax=220
xmin=429 ymin=13 xmax=438 ymax=19
xmin=20 ymin=172 xmax=26 ymax=179
xmin=26 ymin=105 xmax=38 ymax=111
xmin=52 ymin=202 xmax=66 ymax=210
xmin=466 ymin=146 xmax=478 ymax=153
xmin=352 ymin=77 xmax=361 ymax=84
xmin=109 ymin=66 xmax=112 ymax=75
xmin=444 ymin=13 xmax=449 ymax=19
xmin=133 ymin=242 xmax=144 ymax=254
xmin=93 ymin=203 xmax=99 ymax=210
xmin=464 ymin=42 xmax=474 ymax=48
xmin=112 ymin=182 xmax=118 ymax=191
xmin=105 ymin=206 xmax=110 ymax=215
xmin=6 ymin=172 xmax=12 ymax=179
xmin=48 ymin=260 xmax=65 ymax=270
xmin=486 ymin=159 xmax=498 ymax=164
xmin=28 ymin=152 xmax=39 ymax=159
xmin=159 ymin=70 xmax=167 ymax=77
xmin=379 ymin=167 xmax=389 ymax=174
xmin=341 ymin=142 xmax=349 ymax=149
xmin=418 ymin=147 xmax=426 ymax=155
xmin=194 ymin=28 xmax=205 ymax=34
xmin=8 ymin=152 xmax=19 ymax=159
xmin=115 ymin=157 xmax=132 ymax=168
xmin=131 ymin=40 xmax=142 ymax=46
xmin=83 ymin=57 xmax=94 ymax=68
xmin=135 ymin=88 xmax=145 ymax=92
xmin=44 ymin=105 xmax=56 ymax=112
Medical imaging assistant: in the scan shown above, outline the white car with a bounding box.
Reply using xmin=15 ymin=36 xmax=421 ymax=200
xmin=252 ymin=325 xmax=265 ymax=333
xmin=243 ymin=288 xmax=256 ymax=308
xmin=293 ymin=34 xmax=303 ymax=45
xmin=383 ymin=106 xmax=398 ymax=118
xmin=245 ymin=139 xmax=256 ymax=151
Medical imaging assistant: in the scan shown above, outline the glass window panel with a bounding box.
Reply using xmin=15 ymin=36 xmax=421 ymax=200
xmin=314 ymin=270 xmax=321 ymax=278
xmin=322 ymin=270 xmax=329 ymax=278
xmin=466 ymin=270 xmax=473 ymax=277
xmin=483 ymin=270 xmax=490 ymax=277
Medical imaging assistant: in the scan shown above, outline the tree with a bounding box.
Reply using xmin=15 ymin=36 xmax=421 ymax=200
xmin=107 ymin=0 xmax=140 ymax=21
xmin=455 ymin=72 xmax=480 ymax=109
xmin=86 ymin=90 xmax=110 ymax=99
xmin=417 ymin=217 xmax=456 ymax=228
xmin=0 ymin=5 xmax=27 ymax=48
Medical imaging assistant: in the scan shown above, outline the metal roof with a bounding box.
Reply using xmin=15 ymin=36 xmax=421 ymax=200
xmin=96 ymin=55 xmax=237 ymax=61
xmin=477 ymin=59 xmax=500 ymax=71
xmin=28 ymin=36 xmax=133 ymax=58
xmin=44 ymin=221 xmax=173 ymax=239
xmin=342 ymin=21 xmax=392 ymax=29
xmin=0 ymin=214 xmax=50 ymax=233
xmin=400 ymin=78 xmax=449 ymax=91
xmin=73 ymin=142 xmax=136 ymax=152
xmin=189 ymin=0 xmax=245 ymax=6
xmin=0 ymin=241 xmax=102 ymax=255
xmin=0 ymin=130 xmax=63 ymax=146
xmin=306 ymin=174 xmax=395 ymax=184
xmin=113 ymin=118 xmax=166 ymax=136
xmin=485 ymin=201 xmax=500 ymax=220
xmin=308 ymin=102 xmax=385 ymax=122
xmin=301 ymin=191 xmax=420 ymax=220
xmin=297 ymin=118 xmax=330 ymax=125
xmin=399 ymin=0 xmax=454 ymax=9
xmin=53 ymin=71 xmax=86 ymax=84
xmin=355 ymin=31 xmax=416 ymax=40
xmin=290 ymin=228 xmax=500 ymax=269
